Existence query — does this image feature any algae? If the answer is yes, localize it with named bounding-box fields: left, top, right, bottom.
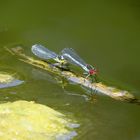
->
left=0, top=100, right=79, bottom=140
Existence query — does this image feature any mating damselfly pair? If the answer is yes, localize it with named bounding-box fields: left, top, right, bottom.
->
left=31, top=44, right=98, bottom=82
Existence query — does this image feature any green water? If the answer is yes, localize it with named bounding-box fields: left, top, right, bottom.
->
left=0, top=1, right=140, bottom=139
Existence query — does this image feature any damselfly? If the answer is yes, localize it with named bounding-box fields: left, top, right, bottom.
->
left=31, top=44, right=67, bottom=69
left=31, top=44, right=97, bottom=82
left=61, top=48, right=97, bottom=82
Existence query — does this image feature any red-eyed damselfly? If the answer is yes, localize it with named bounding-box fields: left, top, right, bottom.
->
left=31, top=45, right=97, bottom=82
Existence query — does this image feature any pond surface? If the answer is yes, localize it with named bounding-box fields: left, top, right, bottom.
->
left=0, top=0, right=140, bottom=139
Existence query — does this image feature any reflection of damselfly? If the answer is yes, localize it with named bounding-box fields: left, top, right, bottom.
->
left=31, top=44, right=97, bottom=82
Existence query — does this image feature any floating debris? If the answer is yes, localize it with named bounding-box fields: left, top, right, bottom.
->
left=5, top=46, right=137, bottom=103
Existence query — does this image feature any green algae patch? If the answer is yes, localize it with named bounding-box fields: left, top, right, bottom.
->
left=0, top=100, right=79, bottom=140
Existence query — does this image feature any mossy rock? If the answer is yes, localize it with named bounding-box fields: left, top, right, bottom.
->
left=0, top=100, right=79, bottom=140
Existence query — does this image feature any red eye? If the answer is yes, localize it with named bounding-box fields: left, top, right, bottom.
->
left=89, top=69, right=97, bottom=75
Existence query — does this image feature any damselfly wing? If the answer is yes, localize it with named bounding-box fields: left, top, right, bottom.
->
left=61, top=48, right=89, bottom=72
left=31, top=44, right=68, bottom=69
left=31, top=44, right=58, bottom=60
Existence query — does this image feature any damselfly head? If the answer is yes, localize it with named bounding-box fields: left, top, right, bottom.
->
left=86, top=64, right=97, bottom=75
left=89, top=69, right=97, bottom=75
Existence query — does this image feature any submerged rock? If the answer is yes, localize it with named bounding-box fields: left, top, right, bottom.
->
left=0, top=100, right=79, bottom=140
left=0, top=72, right=24, bottom=88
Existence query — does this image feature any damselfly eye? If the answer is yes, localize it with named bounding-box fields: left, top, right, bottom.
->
left=89, top=69, right=97, bottom=75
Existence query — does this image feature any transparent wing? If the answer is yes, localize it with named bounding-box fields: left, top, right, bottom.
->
left=31, top=44, right=57, bottom=60
left=61, top=48, right=88, bottom=72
